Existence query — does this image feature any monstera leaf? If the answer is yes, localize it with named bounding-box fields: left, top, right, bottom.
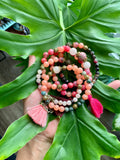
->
left=0, top=0, right=120, bottom=160
left=44, top=105, right=120, bottom=160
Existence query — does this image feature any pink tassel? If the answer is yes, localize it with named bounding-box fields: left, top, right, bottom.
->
left=88, top=95, right=103, bottom=118
left=27, top=104, right=47, bottom=127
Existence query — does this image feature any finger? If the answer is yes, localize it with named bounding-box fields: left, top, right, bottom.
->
left=28, top=55, right=36, bottom=67
left=108, top=80, right=120, bottom=89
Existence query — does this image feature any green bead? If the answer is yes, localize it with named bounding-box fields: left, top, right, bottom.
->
left=40, top=65, right=45, bottom=70
left=62, top=65, right=67, bottom=70
left=84, top=75, right=89, bottom=80
left=77, top=102, right=82, bottom=107
left=73, top=104, right=78, bottom=109
left=80, top=99, right=85, bottom=103
left=66, top=59, right=71, bottom=65
left=87, top=79, right=91, bottom=83
left=57, top=84, right=62, bottom=89
left=43, top=95, right=48, bottom=101
left=65, top=107, right=69, bottom=112
left=54, top=48, right=58, bottom=52
left=82, top=71, right=86, bottom=75
left=69, top=107, right=74, bottom=111
left=78, top=85, right=82, bottom=89
left=48, top=72, right=52, bottom=77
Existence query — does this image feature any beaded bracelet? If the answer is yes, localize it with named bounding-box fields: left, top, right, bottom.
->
left=35, top=42, right=100, bottom=113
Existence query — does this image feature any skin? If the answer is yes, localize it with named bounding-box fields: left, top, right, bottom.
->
left=16, top=55, right=59, bottom=160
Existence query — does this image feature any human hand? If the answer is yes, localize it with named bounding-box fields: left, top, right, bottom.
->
left=16, top=55, right=59, bottom=160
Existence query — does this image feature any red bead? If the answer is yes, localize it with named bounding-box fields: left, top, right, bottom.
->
left=54, top=52, right=59, bottom=56
left=82, top=85, right=86, bottom=91
left=78, top=59, right=83, bottom=64
left=68, top=82, right=73, bottom=88
left=72, top=91, right=77, bottom=97
left=62, top=84, right=68, bottom=90
left=43, top=52, right=49, bottom=58
left=55, top=81, right=60, bottom=85
left=94, top=60, right=98, bottom=63
left=73, top=81, right=77, bottom=87
left=41, top=58, right=47, bottom=64
left=61, top=90, right=67, bottom=96
left=60, top=73, right=64, bottom=78
left=59, top=57, right=64, bottom=63
left=73, top=42, right=79, bottom=48
left=48, top=49, right=54, bottom=55
left=64, top=45, right=70, bottom=52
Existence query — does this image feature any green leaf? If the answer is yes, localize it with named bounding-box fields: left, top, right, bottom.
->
left=92, top=80, right=120, bottom=113
left=44, top=105, right=120, bottom=160
left=113, top=114, right=120, bottom=131
left=0, top=57, right=40, bottom=108
left=66, top=0, right=120, bottom=76
left=0, top=114, right=56, bottom=160
left=0, top=0, right=66, bottom=57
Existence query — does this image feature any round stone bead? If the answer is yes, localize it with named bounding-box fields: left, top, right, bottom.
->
left=54, top=99, right=58, bottom=104
left=77, top=102, right=82, bottom=107
left=68, top=82, right=73, bottom=88
left=67, top=100, right=72, bottom=106
left=48, top=49, right=54, bottom=55
left=41, top=91, right=46, bottom=96
left=59, top=100, right=63, bottom=105
left=70, top=48, right=77, bottom=56
left=83, top=62, right=91, bottom=69
left=54, top=105, right=59, bottom=111
left=62, top=84, right=68, bottom=90
left=65, top=107, right=69, bottom=112
left=61, top=90, right=67, bottom=96
left=77, top=89, right=82, bottom=94
left=36, top=74, right=41, bottom=79
left=63, top=101, right=67, bottom=106
left=69, top=107, right=74, bottom=111
left=72, top=91, right=77, bottom=97
left=73, top=104, right=78, bottom=109
left=59, top=106, right=65, bottom=112
left=53, top=66, right=61, bottom=74
left=73, top=97, right=78, bottom=102
left=76, top=94, right=80, bottom=99
left=36, top=79, right=41, bottom=83
left=37, top=69, right=42, bottom=74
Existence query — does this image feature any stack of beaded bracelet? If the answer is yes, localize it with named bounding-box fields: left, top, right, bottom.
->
left=36, top=42, right=99, bottom=114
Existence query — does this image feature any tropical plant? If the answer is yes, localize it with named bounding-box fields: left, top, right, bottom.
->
left=0, top=0, right=120, bottom=160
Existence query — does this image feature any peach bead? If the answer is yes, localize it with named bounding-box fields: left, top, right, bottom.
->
left=51, top=55, right=55, bottom=59
left=67, top=92, right=72, bottom=97
left=81, top=75, right=85, bottom=80
left=52, top=84, right=57, bottom=90
left=78, top=68, right=83, bottom=73
left=42, top=80, right=47, bottom=85
left=54, top=57, right=58, bottom=62
left=53, top=76, right=58, bottom=82
left=77, top=79, right=83, bottom=85
left=79, top=43, right=84, bottom=49
left=50, top=66, right=54, bottom=71
left=49, top=102, right=54, bottom=109
left=86, top=84, right=92, bottom=90
left=59, top=106, right=65, bottom=112
left=42, top=69, right=46, bottom=74
left=48, top=58, right=54, bottom=65
left=76, top=74, right=82, bottom=79
left=44, top=62, right=49, bottom=67
left=58, top=46, right=64, bottom=53
left=41, top=85, right=47, bottom=91
left=44, top=75, right=49, bottom=81
left=82, top=94, right=88, bottom=100
left=67, top=65, right=73, bottom=71
left=59, top=53, right=64, bottom=58
left=42, top=74, right=46, bottom=79
left=57, top=88, right=62, bottom=92
left=47, top=82, right=52, bottom=88
left=73, top=65, right=78, bottom=71
left=85, top=90, right=91, bottom=95
left=74, top=55, right=78, bottom=60
left=54, top=105, right=59, bottom=111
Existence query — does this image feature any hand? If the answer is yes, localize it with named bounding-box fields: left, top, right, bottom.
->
left=16, top=55, right=59, bottom=160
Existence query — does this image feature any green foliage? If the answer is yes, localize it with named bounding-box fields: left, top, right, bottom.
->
left=0, top=114, right=56, bottom=160
left=44, top=105, right=120, bottom=160
left=0, top=0, right=120, bottom=159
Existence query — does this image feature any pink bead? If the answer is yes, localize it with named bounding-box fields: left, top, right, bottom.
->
left=48, top=49, right=54, bottom=55
left=41, top=85, right=47, bottom=91
left=62, top=84, right=68, bottom=90
left=52, top=84, right=57, bottom=90
left=64, top=45, right=70, bottom=52
left=41, top=58, right=47, bottom=64
left=78, top=52, right=87, bottom=61
left=48, top=58, right=54, bottom=65
left=68, top=82, right=73, bottom=88
left=44, top=75, right=49, bottom=81
left=72, top=91, right=77, bottom=97
left=53, top=76, right=58, bottom=82
left=43, top=52, right=49, bottom=58
left=94, top=59, right=98, bottom=63
left=85, top=69, right=90, bottom=74
left=73, top=81, right=77, bottom=87
left=59, top=57, right=64, bottom=63
left=73, top=42, right=79, bottom=48
left=44, top=62, right=49, bottom=67
left=55, top=81, right=60, bottom=85
left=61, top=90, right=67, bottom=96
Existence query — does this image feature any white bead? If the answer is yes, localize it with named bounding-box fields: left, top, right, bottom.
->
left=76, top=94, right=80, bottom=99
left=53, top=66, right=61, bottom=74
left=36, top=78, right=41, bottom=83
left=37, top=69, right=42, bottom=74
left=38, top=85, right=41, bottom=89
left=67, top=100, right=72, bottom=106
left=63, top=101, right=67, bottom=106
left=36, top=74, right=41, bottom=79
left=83, top=62, right=91, bottom=69
left=54, top=99, right=58, bottom=104
left=73, top=97, right=78, bottom=102
left=70, top=48, right=77, bottom=56
left=77, top=89, right=82, bottom=94
left=59, top=100, right=63, bottom=105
